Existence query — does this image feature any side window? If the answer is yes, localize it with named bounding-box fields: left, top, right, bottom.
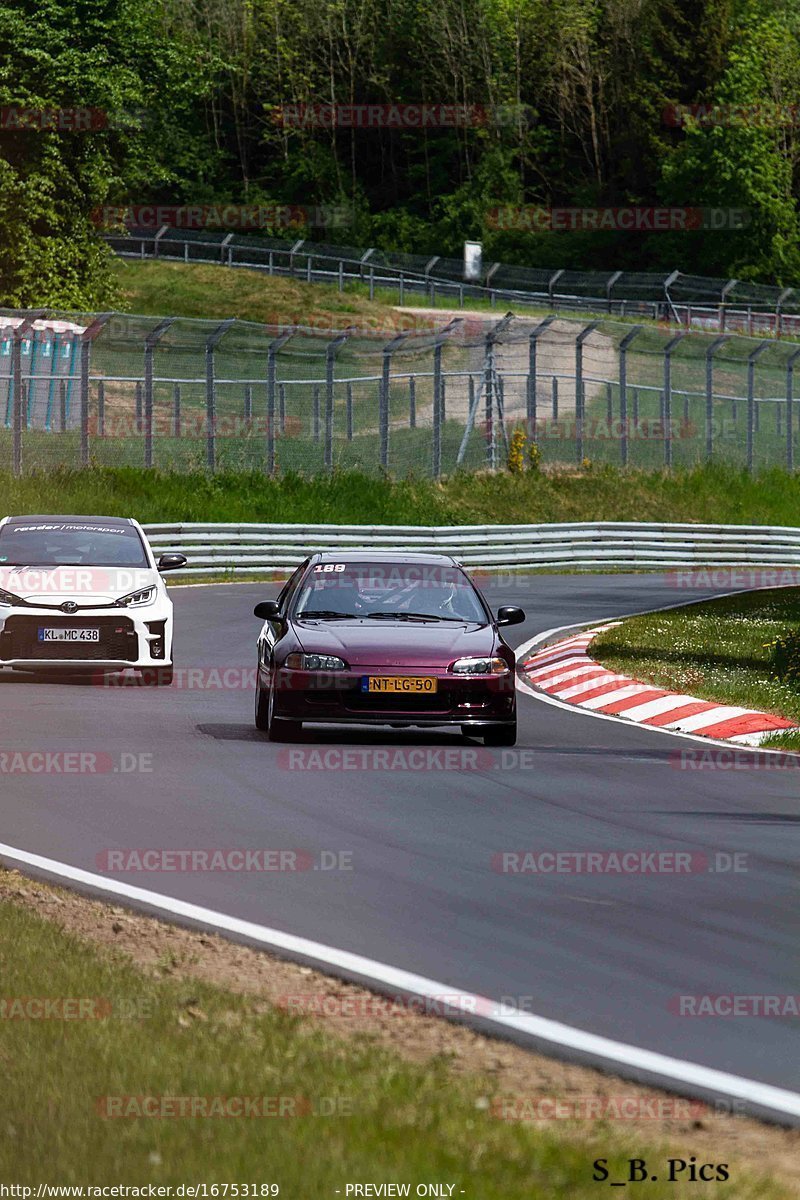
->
left=277, top=559, right=309, bottom=610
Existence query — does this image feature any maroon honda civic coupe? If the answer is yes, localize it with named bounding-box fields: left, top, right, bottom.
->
left=253, top=552, right=524, bottom=744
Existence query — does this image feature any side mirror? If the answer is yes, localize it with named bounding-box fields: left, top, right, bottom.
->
left=157, top=553, right=188, bottom=573
left=496, top=605, right=525, bottom=627
left=254, top=600, right=281, bottom=620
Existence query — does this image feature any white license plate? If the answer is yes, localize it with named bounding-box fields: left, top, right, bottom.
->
left=38, top=628, right=100, bottom=643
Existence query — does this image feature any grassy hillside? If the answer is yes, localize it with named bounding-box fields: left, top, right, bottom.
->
left=3, top=463, right=800, bottom=526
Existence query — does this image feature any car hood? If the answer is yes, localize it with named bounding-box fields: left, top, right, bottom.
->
left=293, top=618, right=499, bottom=667
left=0, top=566, right=159, bottom=608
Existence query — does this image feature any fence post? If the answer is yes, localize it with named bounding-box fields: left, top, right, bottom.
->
left=346, top=383, right=353, bottom=441
left=575, top=321, right=599, bottom=465
left=135, top=382, right=143, bottom=433
left=79, top=314, right=112, bottom=469
left=205, top=318, right=235, bottom=471
left=409, top=376, right=416, bottom=428
left=552, top=375, right=558, bottom=420
left=267, top=331, right=293, bottom=475
left=325, top=327, right=356, bottom=470
left=662, top=332, right=686, bottom=470
left=244, top=385, right=252, bottom=425
left=527, top=316, right=555, bottom=443
left=606, top=381, right=613, bottom=425
left=381, top=331, right=412, bottom=469
left=279, top=384, right=286, bottom=434
left=12, top=312, right=43, bottom=475
left=618, top=326, right=643, bottom=468
left=433, top=318, right=463, bottom=478
left=705, top=335, right=730, bottom=463
left=746, top=341, right=770, bottom=472
left=313, top=386, right=320, bottom=443
left=173, top=384, right=181, bottom=437
left=59, top=380, right=67, bottom=432
left=97, top=380, right=105, bottom=437
left=144, top=317, right=176, bottom=469
left=786, top=346, right=800, bottom=471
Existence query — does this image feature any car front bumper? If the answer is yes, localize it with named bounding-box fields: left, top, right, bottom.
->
left=0, top=604, right=173, bottom=672
left=264, top=665, right=517, bottom=726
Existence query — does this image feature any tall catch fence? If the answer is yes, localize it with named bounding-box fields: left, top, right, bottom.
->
left=3, top=308, right=800, bottom=476
left=106, top=226, right=800, bottom=337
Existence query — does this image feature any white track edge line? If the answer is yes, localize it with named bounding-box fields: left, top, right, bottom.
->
left=0, top=838, right=798, bottom=1123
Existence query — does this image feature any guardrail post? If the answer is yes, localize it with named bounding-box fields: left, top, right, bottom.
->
left=527, top=316, right=555, bottom=443
left=381, top=331, right=412, bottom=469
left=575, top=321, right=599, bottom=465
left=786, top=346, right=800, bottom=471
left=704, top=335, right=730, bottom=463
left=205, top=318, right=235, bottom=471
left=618, top=326, right=643, bottom=468
left=12, top=312, right=44, bottom=474
left=325, top=326, right=356, bottom=470
left=267, top=331, right=293, bottom=475
left=746, top=340, right=770, bottom=471
left=662, top=332, right=686, bottom=469
left=144, top=317, right=176, bottom=468
left=79, top=313, right=112, bottom=469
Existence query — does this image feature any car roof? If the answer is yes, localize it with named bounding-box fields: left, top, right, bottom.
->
left=310, top=551, right=459, bottom=565
left=2, top=515, right=135, bottom=527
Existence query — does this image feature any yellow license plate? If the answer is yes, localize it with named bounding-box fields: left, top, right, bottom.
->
left=362, top=676, right=438, bottom=694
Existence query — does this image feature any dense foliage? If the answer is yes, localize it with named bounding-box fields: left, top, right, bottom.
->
left=3, top=0, right=800, bottom=305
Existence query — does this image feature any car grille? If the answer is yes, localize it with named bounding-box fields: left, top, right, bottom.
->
left=342, top=689, right=452, bottom=713
left=0, top=616, right=138, bottom=662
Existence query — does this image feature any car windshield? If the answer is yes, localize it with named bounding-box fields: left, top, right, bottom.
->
left=294, top=561, right=488, bottom=622
left=0, top=522, right=149, bottom=567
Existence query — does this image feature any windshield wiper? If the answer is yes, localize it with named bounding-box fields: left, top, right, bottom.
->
left=295, top=609, right=356, bottom=620
left=365, top=611, right=444, bottom=623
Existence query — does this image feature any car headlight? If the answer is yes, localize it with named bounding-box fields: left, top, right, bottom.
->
left=115, top=586, right=157, bottom=608
left=284, top=652, right=347, bottom=671
left=0, top=589, right=24, bottom=607
left=451, top=656, right=509, bottom=675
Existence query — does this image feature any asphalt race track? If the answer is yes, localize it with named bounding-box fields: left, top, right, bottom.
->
left=0, top=574, right=797, bottom=1100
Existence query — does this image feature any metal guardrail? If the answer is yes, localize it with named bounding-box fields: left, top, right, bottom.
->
left=107, top=229, right=800, bottom=337
left=144, top=521, right=800, bottom=575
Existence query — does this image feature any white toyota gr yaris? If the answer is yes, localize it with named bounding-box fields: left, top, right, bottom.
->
left=0, top=515, right=186, bottom=684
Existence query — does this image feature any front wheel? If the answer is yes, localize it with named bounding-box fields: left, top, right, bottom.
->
left=483, top=720, right=517, bottom=747
left=255, top=678, right=270, bottom=731
left=256, top=673, right=302, bottom=741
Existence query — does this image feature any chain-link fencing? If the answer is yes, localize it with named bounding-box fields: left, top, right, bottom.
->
left=3, top=308, right=800, bottom=476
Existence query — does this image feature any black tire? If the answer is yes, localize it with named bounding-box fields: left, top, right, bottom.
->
left=483, top=719, right=517, bottom=747
left=255, top=678, right=270, bottom=731
left=258, top=674, right=302, bottom=741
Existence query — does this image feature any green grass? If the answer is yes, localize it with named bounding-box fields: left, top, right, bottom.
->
left=591, top=588, right=800, bottom=749
left=112, top=260, right=419, bottom=331
left=7, top=463, right=800, bottom=526
left=0, top=891, right=790, bottom=1196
